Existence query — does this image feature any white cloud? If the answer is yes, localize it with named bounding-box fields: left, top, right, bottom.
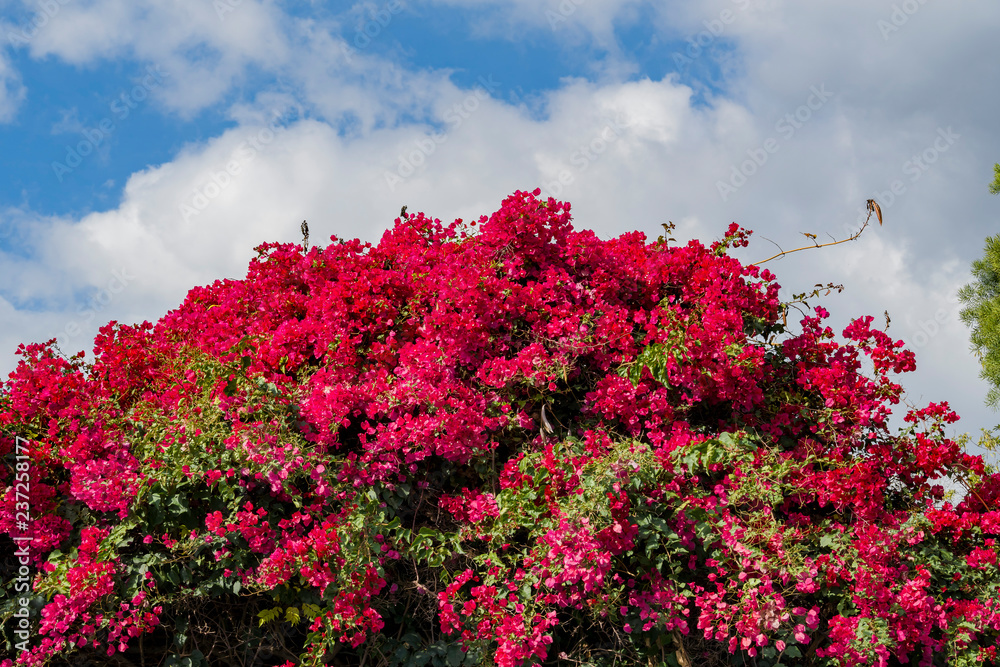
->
left=0, top=52, right=25, bottom=122
left=417, top=0, right=645, bottom=45
left=15, top=0, right=291, bottom=115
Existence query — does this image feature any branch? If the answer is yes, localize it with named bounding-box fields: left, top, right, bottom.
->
left=752, top=199, right=882, bottom=265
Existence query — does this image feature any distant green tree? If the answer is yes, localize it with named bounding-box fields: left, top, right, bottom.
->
left=960, top=236, right=1000, bottom=406
left=960, top=167, right=1000, bottom=406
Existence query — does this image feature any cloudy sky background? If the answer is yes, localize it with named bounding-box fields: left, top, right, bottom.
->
left=0, top=0, right=998, bottom=459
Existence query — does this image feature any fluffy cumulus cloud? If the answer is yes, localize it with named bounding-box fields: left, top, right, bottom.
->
left=5, top=74, right=723, bottom=347
left=1, top=0, right=1000, bottom=447
left=12, top=0, right=291, bottom=115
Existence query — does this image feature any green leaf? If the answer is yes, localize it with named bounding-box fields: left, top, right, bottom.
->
left=782, top=645, right=803, bottom=658
left=302, top=603, right=322, bottom=620
left=258, top=607, right=282, bottom=626
left=447, top=644, right=465, bottom=667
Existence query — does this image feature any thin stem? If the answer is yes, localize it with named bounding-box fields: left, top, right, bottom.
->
left=752, top=206, right=876, bottom=265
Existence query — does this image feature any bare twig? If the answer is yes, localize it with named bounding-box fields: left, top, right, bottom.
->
left=778, top=282, right=845, bottom=321
left=752, top=200, right=881, bottom=265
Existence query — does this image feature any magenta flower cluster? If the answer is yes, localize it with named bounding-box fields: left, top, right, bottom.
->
left=1, top=190, right=998, bottom=666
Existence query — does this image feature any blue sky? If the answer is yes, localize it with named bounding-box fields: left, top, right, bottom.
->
left=0, top=55, right=201, bottom=216
left=1, top=1, right=1000, bottom=449
left=0, top=1, right=734, bottom=220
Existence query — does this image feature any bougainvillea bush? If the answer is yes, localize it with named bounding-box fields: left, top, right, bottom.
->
left=1, top=190, right=999, bottom=667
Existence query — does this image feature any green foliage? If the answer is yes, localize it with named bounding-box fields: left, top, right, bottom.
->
left=6, top=194, right=1000, bottom=667
left=991, top=163, right=1000, bottom=195
left=959, top=234, right=1000, bottom=407
left=381, top=634, right=480, bottom=667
